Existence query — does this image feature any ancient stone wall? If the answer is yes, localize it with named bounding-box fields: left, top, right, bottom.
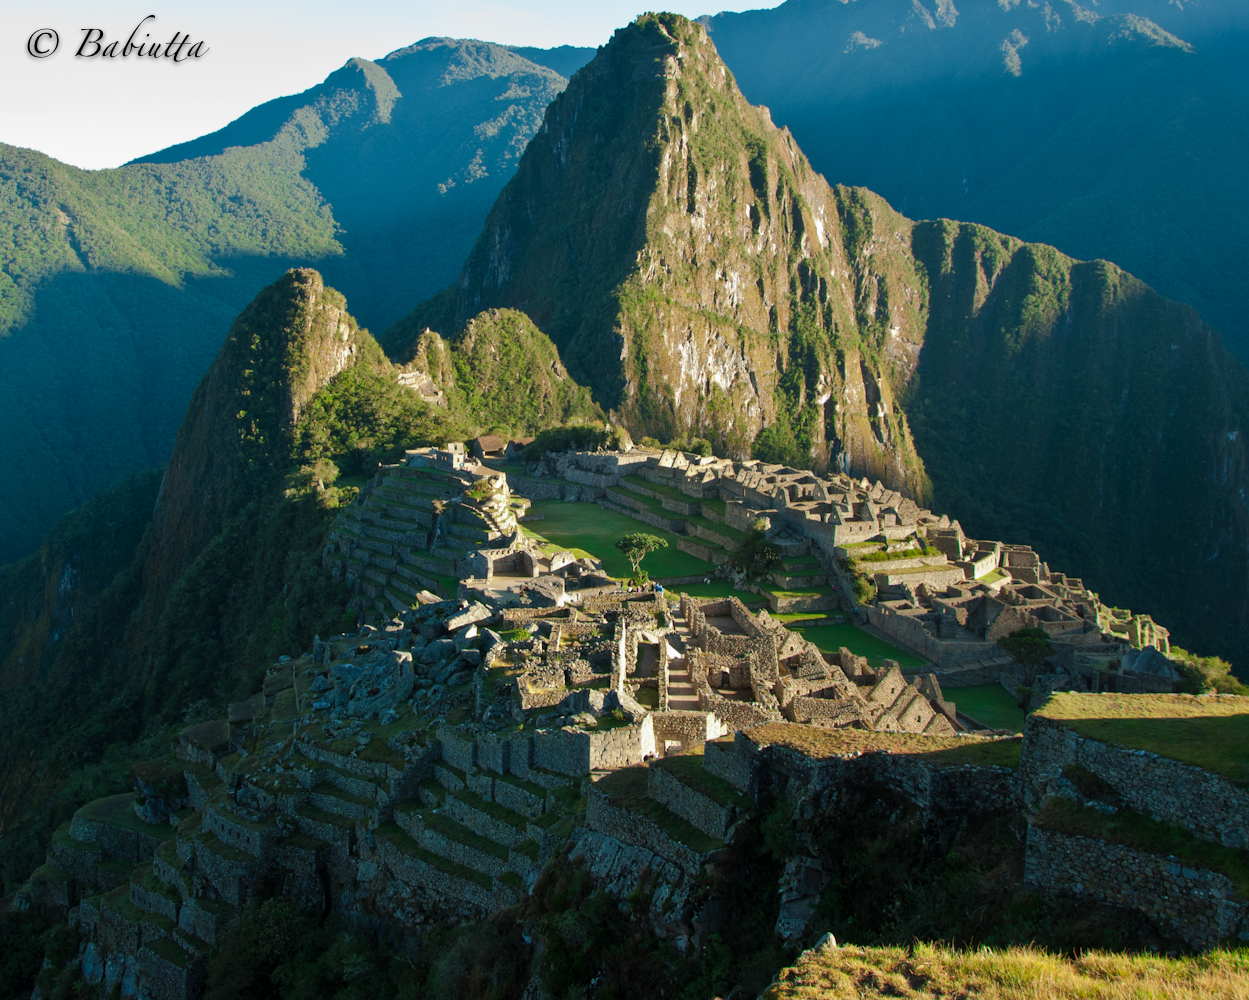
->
left=532, top=728, right=593, bottom=777
left=652, top=710, right=725, bottom=749
left=139, top=944, right=204, bottom=1000
left=647, top=765, right=737, bottom=839
left=1019, top=714, right=1249, bottom=848
left=710, top=730, right=1019, bottom=823
left=585, top=787, right=705, bottom=877
left=1024, top=824, right=1249, bottom=947
left=702, top=738, right=755, bottom=795
left=374, top=834, right=495, bottom=916
left=590, top=717, right=656, bottom=769
left=868, top=605, right=991, bottom=667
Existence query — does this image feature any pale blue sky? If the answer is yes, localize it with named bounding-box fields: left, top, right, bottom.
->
left=1, top=1, right=779, bottom=170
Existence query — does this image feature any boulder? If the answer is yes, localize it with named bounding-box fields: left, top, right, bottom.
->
left=421, top=639, right=456, bottom=665
left=453, top=624, right=479, bottom=652
left=309, top=675, right=331, bottom=694
left=446, top=602, right=491, bottom=632
left=460, top=648, right=482, bottom=667
left=479, top=628, right=503, bottom=656
left=1121, top=645, right=1181, bottom=680
left=344, top=649, right=415, bottom=720
left=446, top=670, right=473, bottom=688
left=433, top=659, right=461, bottom=684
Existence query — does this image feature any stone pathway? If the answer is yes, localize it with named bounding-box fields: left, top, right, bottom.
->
left=665, top=610, right=700, bottom=710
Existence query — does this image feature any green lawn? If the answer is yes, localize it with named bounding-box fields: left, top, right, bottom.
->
left=666, top=579, right=766, bottom=603
left=1037, top=692, right=1249, bottom=784
left=794, top=623, right=927, bottom=669
left=521, top=501, right=714, bottom=580
left=952, top=684, right=1026, bottom=732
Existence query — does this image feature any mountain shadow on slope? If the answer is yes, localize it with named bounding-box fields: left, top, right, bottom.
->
left=0, top=40, right=570, bottom=564
left=704, top=0, right=1249, bottom=362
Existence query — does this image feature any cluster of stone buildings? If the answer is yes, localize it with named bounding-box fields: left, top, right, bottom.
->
left=19, top=443, right=1231, bottom=999
left=488, top=446, right=1176, bottom=691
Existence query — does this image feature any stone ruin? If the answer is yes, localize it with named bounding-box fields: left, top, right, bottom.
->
left=473, top=445, right=1183, bottom=695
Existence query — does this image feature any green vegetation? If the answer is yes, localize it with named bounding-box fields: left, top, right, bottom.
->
left=910, top=740, right=1022, bottom=769
left=793, top=623, right=926, bottom=669
left=615, top=532, right=669, bottom=583
left=763, top=941, right=1249, bottom=1000
left=1035, top=797, right=1249, bottom=898
left=297, top=363, right=459, bottom=477
left=448, top=309, right=602, bottom=436
left=1035, top=693, right=1249, bottom=784
left=1171, top=647, right=1249, bottom=696
left=520, top=501, right=714, bottom=580
left=521, top=424, right=629, bottom=462
left=996, top=627, right=1056, bottom=688
left=728, top=521, right=781, bottom=580
left=953, top=684, right=1027, bottom=732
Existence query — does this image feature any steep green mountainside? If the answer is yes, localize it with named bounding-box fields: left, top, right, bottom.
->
left=0, top=470, right=161, bottom=690
left=407, top=307, right=603, bottom=435
left=703, top=0, right=1249, bottom=363
left=388, top=14, right=1249, bottom=665
left=0, top=40, right=572, bottom=565
left=388, top=14, right=933, bottom=495
left=0, top=269, right=454, bottom=887
left=901, top=217, right=1249, bottom=671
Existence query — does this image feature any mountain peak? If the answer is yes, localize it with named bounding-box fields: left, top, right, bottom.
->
left=386, top=13, right=929, bottom=490
left=147, top=268, right=369, bottom=592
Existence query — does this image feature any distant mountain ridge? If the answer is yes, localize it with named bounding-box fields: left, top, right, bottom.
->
left=703, top=0, right=1249, bottom=364
left=0, top=38, right=591, bottom=565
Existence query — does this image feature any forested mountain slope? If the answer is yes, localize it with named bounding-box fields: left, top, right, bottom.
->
left=705, top=0, right=1249, bottom=365
left=0, top=39, right=587, bottom=565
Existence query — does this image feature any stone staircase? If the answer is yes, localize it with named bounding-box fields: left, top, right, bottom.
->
left=663, top=612, right=701, bottom=712
left=665, top=656, right=700, bottom=711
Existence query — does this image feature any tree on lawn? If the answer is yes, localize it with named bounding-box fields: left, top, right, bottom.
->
left=997, top=626, right=1055, bottom=709
left=615, top=533, right=668, bottom=583
left=728, top=520, right=780, bottom=580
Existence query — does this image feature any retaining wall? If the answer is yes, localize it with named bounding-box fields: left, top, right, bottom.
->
left=1019, top=714, right=1249, bottom=848
left=1024, top=824, right=1249, bottom=947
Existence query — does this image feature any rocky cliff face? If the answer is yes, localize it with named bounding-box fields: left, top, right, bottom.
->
left=387, top=14, right=931, bottom=495
left=146, top=269, right=368, bottom=596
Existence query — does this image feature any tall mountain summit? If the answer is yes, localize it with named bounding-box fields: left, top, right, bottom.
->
left=389, top=13, right=1249, bottom=663
left=387, top=14, right=932, bottom=493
